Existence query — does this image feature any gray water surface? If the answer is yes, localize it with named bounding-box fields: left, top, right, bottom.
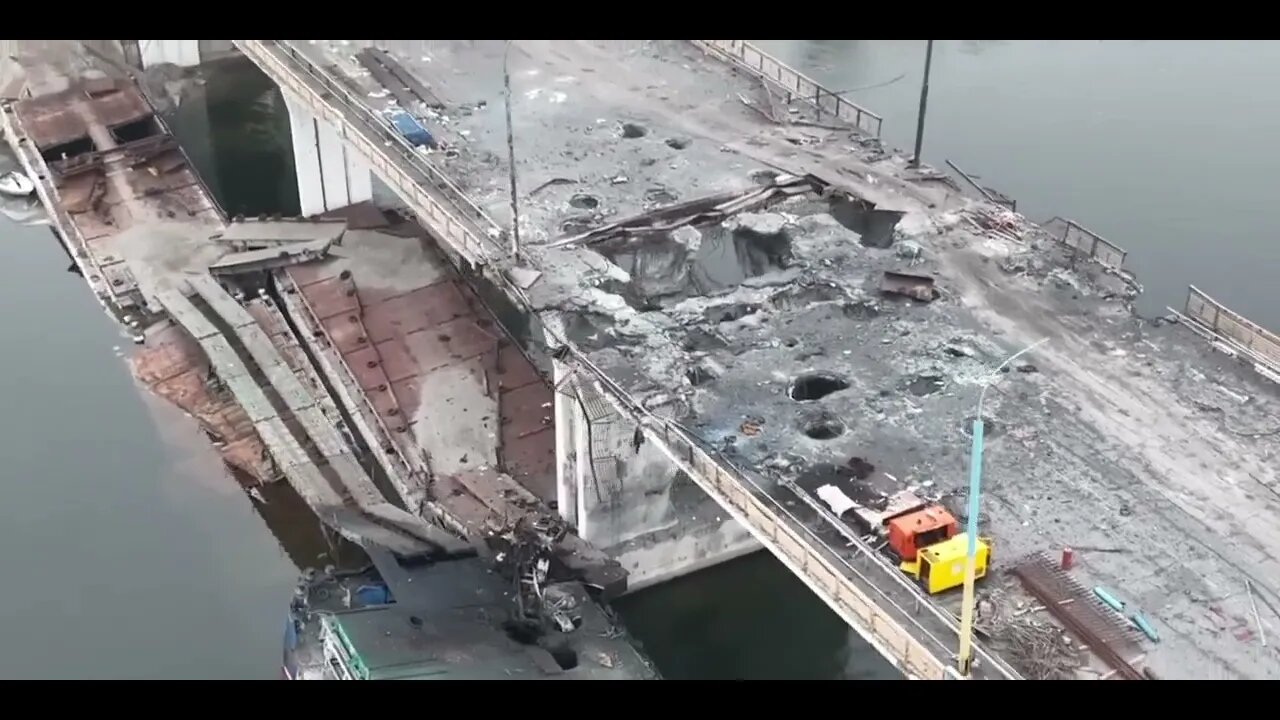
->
left=0, top=161, right=297, bottom=678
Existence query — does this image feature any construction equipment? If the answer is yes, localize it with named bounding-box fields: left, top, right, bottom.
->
left=883, top=503, right=991, bottom=595
left=810, top=482, right=993, bottom=595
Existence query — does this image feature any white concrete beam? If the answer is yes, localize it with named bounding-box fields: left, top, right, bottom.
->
left=573, top=398, right=591, bottom=541
left=283, top=94, right=373, bottom=217
left=139, top=40, right=201, bottom=69
left=554, top=360, right=578, bottom=529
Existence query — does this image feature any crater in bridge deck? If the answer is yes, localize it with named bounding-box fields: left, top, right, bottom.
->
left=549, top=644, right=580, bottom=670
left=789, top=372, right=850, bottom=402
left=800, top=410, right=846, bottom=440
left=568, top=193, right=600, bottom=210
left=596, top=219, right=793, bottom=309
left=905, top=373, right=946, bottom=397
left=828, top=195, right=904, bottom=249
left=620, top=122, right=648, bottom=139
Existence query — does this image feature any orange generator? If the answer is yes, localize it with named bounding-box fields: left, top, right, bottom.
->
left=883, top=503, right=991, bottom=594
left=885, top=505, right=958, bottom=562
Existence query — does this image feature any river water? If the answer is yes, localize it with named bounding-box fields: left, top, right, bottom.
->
left=2, top=40, right=1274, bottom=680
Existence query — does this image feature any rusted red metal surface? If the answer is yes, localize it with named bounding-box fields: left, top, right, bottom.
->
left=15, top=79, right=151, bottom=149
left=17, top=70, right=263, bottom=487
left=1011, top=552, right=1145, bottom=680
left=130, top=323, right=271, bottom=484
left=286, top=227, right=559, bottom=504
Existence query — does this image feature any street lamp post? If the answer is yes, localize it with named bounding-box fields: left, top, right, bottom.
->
left=503, top=40, right=522, bottom=258
left=911, top=39, right=934, bottom=170
left=956, top=337, right=1049, bottom=676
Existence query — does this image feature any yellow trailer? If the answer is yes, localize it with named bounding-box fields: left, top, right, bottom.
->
left=899, top=532, right=991, bottom=595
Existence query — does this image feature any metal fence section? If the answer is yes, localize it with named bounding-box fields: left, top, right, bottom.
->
left=233, top=40, right=504, bottom=268
left=1040, top=216, right=1127, bottom=270
left=945, top=159, right=1016, bottom=212
left=1184, top=285, right=1280, bottom=370
left=692, top=40, right=883, bottom=137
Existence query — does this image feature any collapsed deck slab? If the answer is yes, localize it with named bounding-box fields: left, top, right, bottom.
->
left=282, top=227, right=557, bottom=505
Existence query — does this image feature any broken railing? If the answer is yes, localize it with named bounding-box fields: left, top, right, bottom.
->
left=233, top=39, right=505, bottom=268
left=945, top=159, right=1017, bottom=212
left=692, top=40, right=883, bottom=137
left=1040, top=216, right=1128, bottom=271
left=1180, top=285, right=1280, bottom=374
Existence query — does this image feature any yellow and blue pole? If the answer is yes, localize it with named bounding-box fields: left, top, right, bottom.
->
left=956, top=338, right=1048, bottom=676
left=956, top=416, right=984, bottom=675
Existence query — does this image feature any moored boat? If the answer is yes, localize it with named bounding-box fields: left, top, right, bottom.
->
left=0, top=170, right=35, bottom=197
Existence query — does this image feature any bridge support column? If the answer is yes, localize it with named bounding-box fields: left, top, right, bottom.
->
left=283, top=95, right=373, bottom=217
left=554, top=358, right=581, bottom=531
left=138, top=40, right=202, bottom=69
left=558, top=374, right=759, bottom=592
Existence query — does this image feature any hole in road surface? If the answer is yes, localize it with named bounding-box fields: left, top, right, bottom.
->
left=789, top=372, right=850, bottom=402
left=686, top=365, right=716, bottom=386
left=666, top=137, right=691, bottom=150
left=906, top=374, right=945, bottom=397
left=569, top=194, right=599, bottom=210
left=847, top=456, right=875, bottom=480
left=828, top=195, right=904, bottom=249
left=802, top=415, right=845, bottom=440
left=620, top=122, right=648, bottom=139
left=549, top=645, right=580, bottom=670
left=502, top=619, right=542, bottom=645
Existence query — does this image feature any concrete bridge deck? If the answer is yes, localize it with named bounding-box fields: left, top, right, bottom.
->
left=237, top=38, right=1280, bottom=681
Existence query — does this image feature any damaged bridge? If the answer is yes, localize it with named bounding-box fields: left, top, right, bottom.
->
left=233, top=38, right=1019, bottom=680
left=233, top=37, right=1280, bottom=683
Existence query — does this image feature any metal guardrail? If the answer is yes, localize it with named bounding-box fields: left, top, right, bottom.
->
left=945, top=159, right=1016, bottom=212
left=1184, top=285, right=1280, bottom=371
left=1041, top=216, right=1127, bottom=271
left=275, top=271, right=427, bottom=507
left=241, top=37, right=1015, bottom=679
left=234, top=39, right=504, bottom=268
left=692, top=40, right=883, bottom=137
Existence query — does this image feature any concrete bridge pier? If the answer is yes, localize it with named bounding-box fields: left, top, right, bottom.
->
left=282, top=95, right=373, bottom=217
left=553, top=355, right=760, bottom=592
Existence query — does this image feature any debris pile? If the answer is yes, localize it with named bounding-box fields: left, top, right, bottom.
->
left=977, top=583, right=1082, bottom=680
left=963, top=206, right=1027, bottom=244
